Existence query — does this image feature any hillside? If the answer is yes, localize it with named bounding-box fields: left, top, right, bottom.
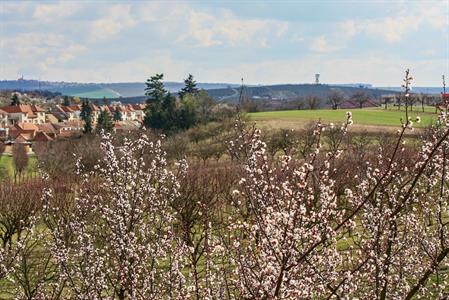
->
left=0, top=79, right=238, bottom=99
left=207, top=84, right=397, bottom=103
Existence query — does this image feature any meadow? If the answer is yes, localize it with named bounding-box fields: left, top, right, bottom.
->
left=0, top=155, right=38, bottom=179
left=249, top=107, right=437, bottom=129
left=70, top=87, right=120, bottom=99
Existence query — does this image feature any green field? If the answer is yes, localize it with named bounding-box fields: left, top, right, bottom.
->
left=249, top=108, right=437, bottom=129
left=70, top=88, right=120, bottom=99
left=0, top=155, right=38, bottom=179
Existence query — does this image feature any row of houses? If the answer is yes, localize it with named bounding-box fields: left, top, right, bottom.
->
left=0, top=103, right=146, bottom=147
left=52, top=103, right=146, bottom=123
left=0, top=104, right=46, bottom=125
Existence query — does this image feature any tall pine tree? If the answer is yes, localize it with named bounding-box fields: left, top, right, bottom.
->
left=10, top=93, right=20, bottom=106
left=143, top=73, right=199, bottom=132
left=113, top=107, right=122, bottom=122
left=178, top=74, right=198, bottom=99
left=80, top=100, right=93, bottom=134
left=96, top=110, right=113, bottom=133
left=144, top=74, right=166, bottom=104
left=144, top=74, right=171, bottom=130
left=63, top=96, right=70, bottom=106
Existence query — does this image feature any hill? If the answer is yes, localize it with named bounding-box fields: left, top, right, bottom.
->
left=0, top=79, right=238, bottom=99
left=208, top=84, right=397, bottom=103
left=379, top=86, right=443, bottom=95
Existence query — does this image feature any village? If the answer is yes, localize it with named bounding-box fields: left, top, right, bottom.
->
left=0, top=91, right=145, bottom=154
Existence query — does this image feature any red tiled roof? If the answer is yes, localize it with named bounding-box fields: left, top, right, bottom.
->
left=57, top=106, right=73, bottom=113
left=0, top=104, right=45, bottom=117
left=132, top=104, right=145, bottom=110
left=15, top=122, right=39, bottom=131
left=67, top=105, right=81, bottom=111
left=31, top=105, right=45, bottom=112
left=37, top=123, right=57, bottom=134
left=34, top=131, right=54, bottom=142
left=91, top=104, right=101, bottom=111
left=15, top=133, right=33, bottom=142
left=9, top=129, right=36, bottom=139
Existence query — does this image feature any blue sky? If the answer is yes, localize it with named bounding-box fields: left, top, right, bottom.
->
left=0, top=0, right=448, bottom=86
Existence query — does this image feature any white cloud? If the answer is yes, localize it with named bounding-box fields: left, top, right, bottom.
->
left=338, top=1, right=447, bottom=42
left=339, top=20, right=358, bottom=38
left=136, top=3, right=289, bottom=48
left=90, top=4, right=137, bottom=40
left=0, top=1, right=28, bottom=15
left=365, top=16, right=420, bottom=43
left=1, top=32, right=87, bottom=77
left=1, top=1, right=446, bottom=85
left=310, top=36, right=342, bottom=53
left=182, top=9, right=289, bottom=47
left=194, top=54, right=445, bottom=87
left=33, top=1, right=82, bottom=21
left=17, top=55, right=191, bottom=83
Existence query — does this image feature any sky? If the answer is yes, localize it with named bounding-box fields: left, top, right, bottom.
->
left=0, top=0, right=448, bottom=86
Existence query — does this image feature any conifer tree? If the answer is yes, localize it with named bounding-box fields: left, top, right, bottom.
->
left=178, top=74, right=198, bottom=99
left=96, top=110, right=114, bottom=133
left=113, top=107, right=122, bottom=122
left=10, top=93, right=20, bottom=106
left=80, top=100, right=93, bottom=134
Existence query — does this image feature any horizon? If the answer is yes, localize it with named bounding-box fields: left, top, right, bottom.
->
left=0, top=77, right=444, bottom=89
left=1, top=1, right=448, bottom=86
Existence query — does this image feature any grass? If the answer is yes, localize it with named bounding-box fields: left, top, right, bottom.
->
left=0, top=155, right=38, bottom=179
left=70, top=88, right=120, bottom=99
left=249, top=108, right=437, bottom=129
left=382, top=104, right=438, bottom=113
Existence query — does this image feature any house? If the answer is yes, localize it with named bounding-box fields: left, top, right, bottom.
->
left=8, top=123, right=39, bottom=140
left=14, top=132, right=34, bottom=143
left=46, top=113, right=60, bottom=124
left=53, top=120, right=83, bottom=138
left=114, top=120, right=141, bottom=132
left=0, top=128, right=8, bottom=141
left=37, top=123, right=58, bottom=138
left=130, top=104, right=145, bottom=121
left=33, top=131, right=54, bottom=142
left=91, top=104, right=101, bottom=123
left=0, top=109, right=8, bottom=128
left=124, top=105, right=137, bottom=121
left=4, top=134, right=33, bottom=153
left=1, top=104, right=46, bottom=124
left=52, top=105, right=82, bottom=122
left=108, top=105, right=133, bottom=121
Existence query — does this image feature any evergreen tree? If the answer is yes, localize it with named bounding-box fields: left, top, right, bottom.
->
left=80, top=100, right=93, bottom=134
left=144, top=74, right=169, bottom=130
left=113, top=107, right=122, bottom=122
left=96, top=110, right=114, bottom=133
left=178, top=74, right=198, bottom=99
left=10, top=93, right=20, bottom=106
left=83, top=118, right=93, bottom=134
left=145, top=74, right=166, bottom=104
left=177, top=96, right=196, bottom=129
left=63, top=96, right=70, bottom=106
left=143, top=73, right=199, bottom=132
left=103, top=96, right=111, bottom=106
left=144, top=93, right=177, bottom=131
